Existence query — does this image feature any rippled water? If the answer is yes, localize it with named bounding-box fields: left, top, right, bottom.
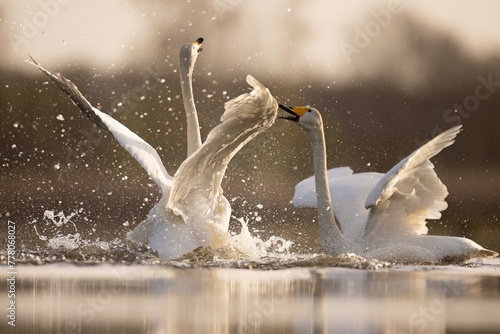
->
left=1, top=211, right=499, bottom=333
left=1, top=247, right=499, bottom=334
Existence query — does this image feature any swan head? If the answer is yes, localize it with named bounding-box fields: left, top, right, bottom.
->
left=278, top=104, right=323, bottom=131
left=179, top=37, right=203, bottom=74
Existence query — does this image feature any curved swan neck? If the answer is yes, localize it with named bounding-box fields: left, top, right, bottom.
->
left=180, top=66, right=202, bottom=157
left=308, top=124, right=348, bottom=255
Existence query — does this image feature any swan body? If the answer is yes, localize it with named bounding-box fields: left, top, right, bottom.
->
left=31, top=41, right=278, bottom=259
left=280, top=104, right=498, bottom=263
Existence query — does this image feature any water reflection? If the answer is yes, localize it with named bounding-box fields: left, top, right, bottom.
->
left=1, top=261, right=499, bottom=333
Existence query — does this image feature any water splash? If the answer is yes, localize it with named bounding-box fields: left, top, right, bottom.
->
left=27, top=207, right=297, bottom=263
left=20, top=210, right=390, bottom=269
left=43, top=209, right=78, bottom=228
left=30, top=209, right=112, bottom=251
left=47, top=233, right=83, bottom=250
left=10, top=210, right=393, bottom=269
left=204, top=217, right=295, bottom=260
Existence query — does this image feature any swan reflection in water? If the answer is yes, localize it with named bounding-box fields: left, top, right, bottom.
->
left=10, top=261, right=500, bottom=333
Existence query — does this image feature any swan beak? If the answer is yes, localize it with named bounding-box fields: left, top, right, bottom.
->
left=193, top=37, right=204, bottom=53
left=278, top=104, right=300, bottom=121
left=278, top=104, right=311, bottom=121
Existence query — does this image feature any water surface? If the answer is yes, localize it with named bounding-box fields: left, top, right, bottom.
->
left=1, top=256, right=499, bottom=333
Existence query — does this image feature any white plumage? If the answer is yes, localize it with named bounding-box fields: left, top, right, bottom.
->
left=280, top=104, right=498, bottom=263
left=31, top=41, right=278, bottom=259
left=294, top=167, right=381, bottom=240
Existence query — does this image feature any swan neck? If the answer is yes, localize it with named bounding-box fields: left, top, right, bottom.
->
left=180, top=66, right=202, bottom=156
left=309, top=126, right=347, bottom=255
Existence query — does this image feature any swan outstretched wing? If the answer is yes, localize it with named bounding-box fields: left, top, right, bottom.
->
left=167, top=75, right=277, bottom=220
left=30, top=58, right=173, bottom=192
left=89, top=109, right=173, bottom=192
left=364, top=125, right=462, bottom=236
left=294, top=167, right=383, bottom=239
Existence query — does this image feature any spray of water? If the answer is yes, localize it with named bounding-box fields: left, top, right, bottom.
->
left=206, top=216, right=295, bottom=260
left=21, top=209, right=389, bottom=268
left=27, top=207, right=295, bottom=262
left=30, top=209, right=112, bottom=251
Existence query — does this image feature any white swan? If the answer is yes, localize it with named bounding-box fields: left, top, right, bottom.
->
left=279, top=104, right=498, bottom=263
left=30, top=48, right=278, bottom=259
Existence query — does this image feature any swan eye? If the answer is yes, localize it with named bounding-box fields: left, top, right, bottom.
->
left=308, top=109, right=312, bottom=112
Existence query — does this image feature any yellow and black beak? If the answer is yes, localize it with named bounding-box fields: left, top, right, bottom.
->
left=279, top=104, right=308, bottom=121
left=193, top=37, right=204, bottom=53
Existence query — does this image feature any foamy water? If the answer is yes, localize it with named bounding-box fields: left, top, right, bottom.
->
left=29, top=209, right=114, bottom=252
left=20, top=208, right=302, bottom=266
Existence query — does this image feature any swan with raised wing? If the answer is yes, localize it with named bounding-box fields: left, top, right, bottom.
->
left=280, top=104, right=498, bottom=263
left=30, top=39, right=278, bottom=259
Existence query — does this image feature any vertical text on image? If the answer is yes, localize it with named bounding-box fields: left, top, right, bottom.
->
left=6, top=220, right=17, bottom=327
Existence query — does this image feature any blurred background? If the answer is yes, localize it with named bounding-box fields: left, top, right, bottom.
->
left=1, top=0, right=499, bottom=253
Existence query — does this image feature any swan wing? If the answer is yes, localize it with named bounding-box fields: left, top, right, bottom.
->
left=30, top=57, right=173, bottom=192
left=90, top=109, right=173, bottom=192
left=364, top=125, right=462, bottom=236
left=167, top=75, right=277, bottom=222
left=294, top=167, right=383, bottom=240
